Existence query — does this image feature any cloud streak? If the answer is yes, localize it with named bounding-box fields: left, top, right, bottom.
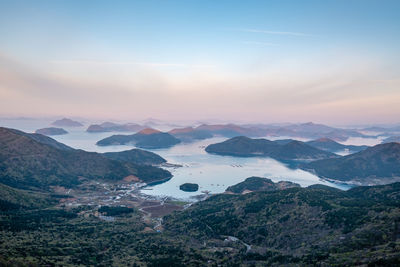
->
left=242, top=41, right=278, bottom=46
left=238, top=28, right=311, bottom=37
left=49, top=60, right=215, bottom=69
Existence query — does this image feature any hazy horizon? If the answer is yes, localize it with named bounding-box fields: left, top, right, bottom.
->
left=1, top=0, right=399, bottom=125
left=1, top=115, right=399, bottom=129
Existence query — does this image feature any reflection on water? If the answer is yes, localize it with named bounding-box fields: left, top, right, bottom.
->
left=1, top=118, right=359, bottom=200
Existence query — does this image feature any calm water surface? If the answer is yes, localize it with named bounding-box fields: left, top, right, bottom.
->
left=1, top=118, right=370, bottom=200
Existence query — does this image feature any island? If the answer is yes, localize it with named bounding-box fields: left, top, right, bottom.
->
left=35, top=127, right=68, bottom=136
left=96, top=128, right=181, bottom=149
left=179, top=183, right=199, bottom=192
left=51, top=118, right=83, bottom=127
left=205, top=136, right=337, bottom=161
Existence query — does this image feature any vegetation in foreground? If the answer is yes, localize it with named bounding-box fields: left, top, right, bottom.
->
left=0, top=182, right=399, bottom=266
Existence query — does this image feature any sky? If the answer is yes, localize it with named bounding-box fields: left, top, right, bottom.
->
left=0, top=0, right=399, bottom=125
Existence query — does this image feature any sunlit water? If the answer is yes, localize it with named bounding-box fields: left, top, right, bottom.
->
left=1, top=118, right=376, bottom=200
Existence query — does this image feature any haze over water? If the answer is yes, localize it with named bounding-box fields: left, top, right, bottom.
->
left=0, top=117, right=363, bottom=200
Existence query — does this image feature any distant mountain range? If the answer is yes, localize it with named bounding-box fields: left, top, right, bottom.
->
left=0, top=127, right=171, bottom=190
left=194, top=124, right=267, bottom=137
left=76, top=121, right=378, bottom=154
left=302, top=142, right=400, bottom=185
left=87, top=122, right=146, bottom=133
left=168, top=127, right=213, bottom=141
left=192, top=122, right=370, bottom=141
left=237, top=122, right=369, bottom=141
left=205, top=136, right=338, bottom=161
left=97, top=128, right=181, bottom=149
left=90, top=121, right=371, bottom=143
left=35, top=127, right=68, bottom=136
left=51, top=118, right=83, bottom=127
left=362, top=125, right=400, bottom=133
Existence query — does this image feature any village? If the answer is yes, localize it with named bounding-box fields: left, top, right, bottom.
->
left=51, top=178, right=205, bottom=231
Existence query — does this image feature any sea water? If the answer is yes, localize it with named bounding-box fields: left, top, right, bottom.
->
left=1, top=118, right=374, bottom=200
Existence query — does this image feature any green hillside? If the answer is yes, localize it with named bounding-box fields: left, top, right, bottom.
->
left=0, top=127, right=171, bottom=189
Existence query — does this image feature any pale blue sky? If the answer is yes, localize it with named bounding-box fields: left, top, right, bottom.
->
left=0, top=0, right=399, bottom=124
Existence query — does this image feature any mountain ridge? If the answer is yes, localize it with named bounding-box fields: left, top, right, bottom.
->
left=302, top=142, right=400, bottom=185
left=97, top=129, right=181, bottom=149
left=0, top=127, right=171, bottom=190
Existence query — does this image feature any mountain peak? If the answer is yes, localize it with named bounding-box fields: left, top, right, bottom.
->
left=169, top=127, right=194, bottom=134
left=137, top=128, right=161, bottom=135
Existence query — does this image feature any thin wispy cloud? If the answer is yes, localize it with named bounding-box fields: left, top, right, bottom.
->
left=242, top=41, right=278, bottom=46
left=49, top=60, right=215, bottom=68
left=238, top=28, right=311, bottom=37
left=2, top=52, right=399, bottom=124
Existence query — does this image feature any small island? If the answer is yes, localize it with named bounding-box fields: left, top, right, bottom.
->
left=96, top=128, right=181, bottom=149
left=35, top=127, right=68, bottom=136
left=179, top=183, right=199, bottom=192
